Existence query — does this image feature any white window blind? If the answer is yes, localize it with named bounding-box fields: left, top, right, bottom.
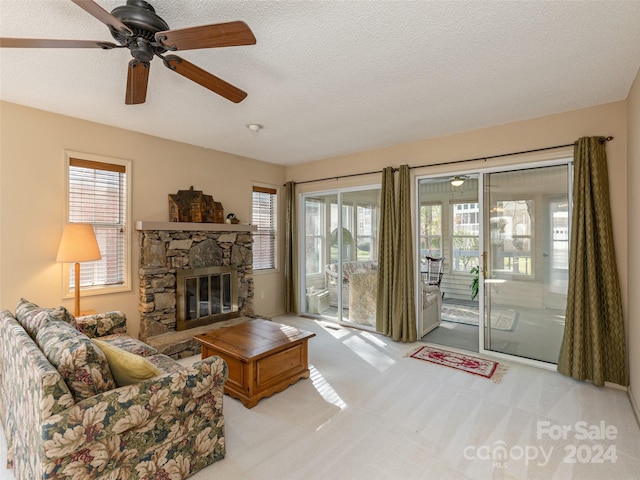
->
left=252, top=186, right=277, bottom=270
left=68, top=158, right=127, bottom=289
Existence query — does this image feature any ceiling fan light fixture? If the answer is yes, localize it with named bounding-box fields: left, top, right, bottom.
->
left=450, top=176, right=465, bottom=187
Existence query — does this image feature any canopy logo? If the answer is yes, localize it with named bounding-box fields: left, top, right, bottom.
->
left=463, top=441, right=553, bottom=469
left=463, top=421, right=618, bottom=469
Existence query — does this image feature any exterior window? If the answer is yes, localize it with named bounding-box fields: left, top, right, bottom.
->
left=490, top=199, right=533, bottom=276
left=252, top=185, right=278, bottom=270
left=305, top=200, right=323, bottom=274
left=419, top=203, right=442, bottom=258
left=65, top=154, right=130, bottom=295
left=452, top=202, right=480, bottom=272
left=356, top=204, right=376, bottom=260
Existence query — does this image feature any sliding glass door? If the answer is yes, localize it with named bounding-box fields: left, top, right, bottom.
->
left=482, top=164, right=570, bottom=364
left=302, top=186, right=381, bottom=328
left=418, top=161, right=571, bottom=366
left=417, top=175, right=480, bottom=347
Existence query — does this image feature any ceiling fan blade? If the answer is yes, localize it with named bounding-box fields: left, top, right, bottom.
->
left=156, top=21, right=256, bottom=51
left=126, top=60, right=150, bottom=105
left=0, top=37, right=119, bottom=49
left=163, top=55, right=247, bottom=103
left=70, top=0, right=132, bottom=36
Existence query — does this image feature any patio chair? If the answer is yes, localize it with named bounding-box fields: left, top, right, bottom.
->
left=424, top=256, right=444, bottom=298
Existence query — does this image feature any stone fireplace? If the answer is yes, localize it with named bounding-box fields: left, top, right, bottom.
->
left=136, top=221, right=256, bottom=358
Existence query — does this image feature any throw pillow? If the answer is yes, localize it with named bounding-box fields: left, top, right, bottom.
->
left=36, top=321, right=116, bottom=401
left=92, top=339, right=162, bottom=387
left=96, top=334, right=158, bottom=357
left=53, top=306, right=79, bottom=330
left=15, top=297, right=40, bottom=321
left=15, top=298, right=78, bottom=337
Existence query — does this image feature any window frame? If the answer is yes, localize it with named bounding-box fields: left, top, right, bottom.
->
left=304, top=198, right=325, bottom=275
left=355, top=202, right=376, bottom=261
left=419, top=202, right=443, bottom=259
left=62, top=150, right=132, bottom=299
left=450, top=201, right=480, bottom=273
left=252, top=183, right=279, bottom=272
left=489, top=197, right=534, bottom=278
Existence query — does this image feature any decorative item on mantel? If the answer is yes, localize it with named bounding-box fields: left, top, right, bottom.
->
left=168, top=186, right=224, bottom=223
left=226, top=213, right=240, bottom=224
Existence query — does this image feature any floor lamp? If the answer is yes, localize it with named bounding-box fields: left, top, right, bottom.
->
left=56, top=223, right=102, bottom=317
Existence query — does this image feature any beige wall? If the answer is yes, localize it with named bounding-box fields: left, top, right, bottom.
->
left=627, top=67, right=640, bottom=416
left=0, top=102, right=286, bottom=338
left=288, top=100, right=631, bottom=380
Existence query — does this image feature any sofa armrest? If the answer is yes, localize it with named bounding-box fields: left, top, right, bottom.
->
left=0, top=312, right=76, bottom=474
left=76, top=311, right=127, bottom=338
left=41, top=355, right=227, bottom=460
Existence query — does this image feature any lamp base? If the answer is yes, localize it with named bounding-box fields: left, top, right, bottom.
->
left=74, top=262, right=81, bottom=317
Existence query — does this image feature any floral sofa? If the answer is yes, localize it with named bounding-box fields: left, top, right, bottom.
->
left=0, top=299, right=228, bottom=480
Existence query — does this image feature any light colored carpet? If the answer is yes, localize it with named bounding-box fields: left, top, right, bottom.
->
left=441, top=304, right=518, bottom=331
left=1, top=315, right=638, bottom=479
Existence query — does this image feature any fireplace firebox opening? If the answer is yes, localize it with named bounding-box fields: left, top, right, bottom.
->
left=176, top=265, right=239, bottom=331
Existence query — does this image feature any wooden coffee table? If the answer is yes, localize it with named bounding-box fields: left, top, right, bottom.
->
left=194, top=318, right=315, bottom=408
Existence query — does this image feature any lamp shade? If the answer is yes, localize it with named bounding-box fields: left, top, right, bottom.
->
left=56, top=223, right=102, bottom=263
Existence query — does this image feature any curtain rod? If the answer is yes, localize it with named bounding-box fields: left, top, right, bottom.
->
left=286, top=136, right=613, bottom=186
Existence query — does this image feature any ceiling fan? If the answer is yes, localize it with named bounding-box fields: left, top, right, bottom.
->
left=0, top=0, right=256, bottom=105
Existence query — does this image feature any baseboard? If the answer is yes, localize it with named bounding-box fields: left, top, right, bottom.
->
left=604, top=381, right=628, bottom=391
left=629, top=385, right=640, bottom=427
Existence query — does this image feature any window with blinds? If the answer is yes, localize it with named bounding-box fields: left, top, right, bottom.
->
left=252, top=185, right=278, bottom=270
left=66, top=156, right=129, bottom=293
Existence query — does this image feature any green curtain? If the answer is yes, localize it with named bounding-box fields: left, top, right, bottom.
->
left=392, top=165, right=417, bottom=342
left=284, top=181, right=298, bottom=314
left=557, top=137, right=627, bottom=386
left=376, top=167, right=395, bottom=335
left=375, top=165, right=417, bottom=342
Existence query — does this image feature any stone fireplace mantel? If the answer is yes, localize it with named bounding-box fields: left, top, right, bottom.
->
left=135, top=221, right=257, bottom=233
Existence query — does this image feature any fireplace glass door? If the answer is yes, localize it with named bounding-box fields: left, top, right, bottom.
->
left=177, top=265, right=238, bottom=330
left=185, top=274, right=232, bottom=320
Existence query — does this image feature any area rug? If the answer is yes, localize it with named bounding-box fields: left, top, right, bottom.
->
left=441, top=304, right=517, bottom=331
left=410, top=345, right=508, bottom=383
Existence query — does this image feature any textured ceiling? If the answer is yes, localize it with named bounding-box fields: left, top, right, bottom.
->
left=1, top=1, right=639, bottom=166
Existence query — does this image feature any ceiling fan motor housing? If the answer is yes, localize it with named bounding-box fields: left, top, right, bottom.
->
left=110, top=0, right=170, bottom=61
